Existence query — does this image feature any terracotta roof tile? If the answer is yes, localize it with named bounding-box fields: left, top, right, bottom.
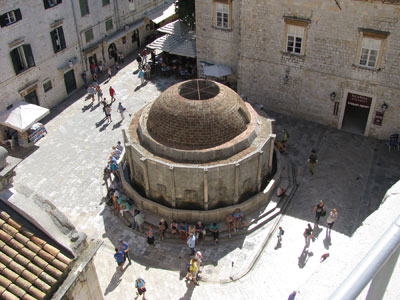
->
left=26, top=241, right=41, bottom=254
left=0, top=230, right=12, bottom=243
left=27, top=284, right=46, bottom=300
left=0, top=211, right=11, bottom=222
left=56, top=252, right=72, bottom=265
left=1, top=224, right=18, bottom=237
left=21, top=293, right=37, bottom=300
left=43, top=243, right=60, bottom=257
left=7, top=283, right=25, bottom=298
left=0, top=288, right=19, bottom=300
left=0, top=210, right=72, bottom=299
left=14, top=233, right=29, bottom=246
left=30, top=236, right=46, bottom=248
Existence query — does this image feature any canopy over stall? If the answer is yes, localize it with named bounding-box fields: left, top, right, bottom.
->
left=0, top=101, right=50, bottom=132
left=147, top=20, right=196, bottom=58
left=203, top=64, right=232, bottom=78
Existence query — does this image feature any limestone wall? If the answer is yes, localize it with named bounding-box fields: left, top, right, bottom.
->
left=196, top=0, right=400, bottom=139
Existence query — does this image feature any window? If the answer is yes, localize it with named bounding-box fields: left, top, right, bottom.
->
left=102, top=0, right=110, bottom=6
left=105, top=19, right=113, bottom=31
left=85, top=28, right=94, bottom=42
left=43, top=0, right=62, bottom=9
left=215, top=2, right=230, bottom=29
left=283, top=18, right=309, bottom=55
left=286, top=25, right=304, bottom=54
left=79, top=0, right=90, bottom=16
left=355, top=29, right=388, bottom=69
left=10, top=44, right=35, bottom=75
left=128, top=0, right=136, bottom=11
left=359, top=38, right=381, bottom=68
left=43, top=80, right=52, bottom=92
left=50, top=26, right=66, bottom=53
left=0, top=9, right=22, bottom=27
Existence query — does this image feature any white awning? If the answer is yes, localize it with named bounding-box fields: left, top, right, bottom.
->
left=169, top=32, right=196, bottom=58
left=0, top=101, right=50, bottom=132
left=145, top=1, right=177, bottom=24
left=147, top=31, right=196, bottom=58
left=157, top=19, right=189, bottom=35
left=107, top=20, right=144, bottom=44
left=203, top=64, right=232, bottom=78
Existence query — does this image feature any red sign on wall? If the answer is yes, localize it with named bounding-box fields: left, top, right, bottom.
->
left=374, top=111, right=384, bottom=126
left=347, top=93, right=372, bottom=109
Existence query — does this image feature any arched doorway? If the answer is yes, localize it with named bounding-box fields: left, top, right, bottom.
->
left=108, top=43, right=117, bottom=62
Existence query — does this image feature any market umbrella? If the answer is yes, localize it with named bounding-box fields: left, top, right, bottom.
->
left=203, top=64, right=232, bottom=78
left=0, top=101, right=50, bottom=132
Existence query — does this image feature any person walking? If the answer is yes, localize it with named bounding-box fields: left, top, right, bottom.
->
left=185, top=257, right=200, bottom=286
left=109, top=86, right=116, bottom=102
left=134, top=209, right=145, bottom=232
left=142, top=48, right=148, bottom=64
left=117, top=102, right=126, bottom=120
left=114, top=247, right=125, bottom=271
left=277, top=226, right=285, bottom=243
left=96, top=85, right=103, bottom=104
left=187, top=233, right=196, bottom=256
left=135, top=278, right=147, bottom=300
left=87, top=84, right=95, bottom=104
left=139, top=68, right=145, bottom=85
left=327, top=208, right=338, bottom=233
left=81, top=71, right=88, bottom=88
left=304, top=223, right=313, bottom=247
left=288, top=291, right=297, bottom=300
left=283, top=129, right=289, bottom=145
left=313, top=200, right=326, bottom=224
left=103, top=103, right=112, bottom=123
left=136, top=54, right=142, bottom=69
left=107, top=67, right=112, bottom=79
left=308, top=149, right=318, bottom=175
left=120, top=240, right=132, bottom=265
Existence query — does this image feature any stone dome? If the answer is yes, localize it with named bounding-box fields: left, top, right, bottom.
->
left=146, top=80, right=250, bottom=150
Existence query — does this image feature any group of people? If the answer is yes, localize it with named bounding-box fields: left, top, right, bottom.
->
left=105, top=141, right=123, bottom=188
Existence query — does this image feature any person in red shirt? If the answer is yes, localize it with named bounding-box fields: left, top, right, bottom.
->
left=109, top=86, right=116, bottom=102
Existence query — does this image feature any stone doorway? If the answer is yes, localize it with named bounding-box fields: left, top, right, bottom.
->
left=341, top=92, right=372, bottom=135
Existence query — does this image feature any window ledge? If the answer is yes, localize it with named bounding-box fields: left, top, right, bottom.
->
left=211, top=25, right=232, bottom=32
left=351, top=64, right=382, bottom=72
left=281, top=51, right=306, bottom=59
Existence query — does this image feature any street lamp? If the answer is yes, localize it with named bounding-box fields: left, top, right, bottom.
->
left=381, top=103, right=388, bottom=112
left=330, top=92, right=337, bottom=101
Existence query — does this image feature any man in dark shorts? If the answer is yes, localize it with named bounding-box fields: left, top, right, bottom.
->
left=135, top=278, right=147, bottom=299
left=308, top=149, right=318, bottom=175
left=114, top=247, right=125, bottom=271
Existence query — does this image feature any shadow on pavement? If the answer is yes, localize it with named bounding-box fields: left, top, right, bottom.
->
left=104, top=267, right=123, bottom=296
left=178, top=281, right=196, bottom=300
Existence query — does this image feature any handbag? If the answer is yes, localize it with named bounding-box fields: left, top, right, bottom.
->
left=321, top=210, right=327, bottom=217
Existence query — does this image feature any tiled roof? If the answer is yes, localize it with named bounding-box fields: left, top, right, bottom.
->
left=0, top=211, right=72, bottom=300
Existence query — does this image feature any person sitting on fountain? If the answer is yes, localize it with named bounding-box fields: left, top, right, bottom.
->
left=233, top=208, right=247, bottom=230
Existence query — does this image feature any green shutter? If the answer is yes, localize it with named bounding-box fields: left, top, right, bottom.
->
left=14, top=9, right=22, bottom=21
left=10, top=48, right=21, bottom=74
left=23, top=44, right=35, bottom=67
left=59, top=26, right=66, bottom=49
left=50, top=29, right=58, bottom=53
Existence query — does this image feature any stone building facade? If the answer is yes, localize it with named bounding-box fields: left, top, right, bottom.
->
left=0, top=0, right=175, bottom=141
left=196, top=0, right=400, bottom=139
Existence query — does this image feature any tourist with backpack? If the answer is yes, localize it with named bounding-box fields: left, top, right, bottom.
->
left=185, top=257, right=200, bottom=286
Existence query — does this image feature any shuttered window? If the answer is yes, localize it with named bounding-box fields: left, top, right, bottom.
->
left=85, top=28, right=94, bottom=42
left=10, top=44, right=35, bottom=75
left=79, top=0, right=90, bottom=16
left=43, top=0, right=62, bottom=9
left=50, top=26, right=66, bottom=53
left=0, top=9, right=22, bottom=27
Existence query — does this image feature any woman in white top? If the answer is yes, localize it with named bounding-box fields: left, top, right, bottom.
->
left=327, top=208, right=338, bottom=231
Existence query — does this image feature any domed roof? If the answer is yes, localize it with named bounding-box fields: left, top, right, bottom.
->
left=147, top=80, right=250, bottom=150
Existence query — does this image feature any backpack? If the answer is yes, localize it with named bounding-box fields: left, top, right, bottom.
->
left=186, top=263, right=192, bottom=272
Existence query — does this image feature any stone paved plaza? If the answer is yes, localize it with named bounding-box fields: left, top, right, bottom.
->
left=6, top=53, right=400, bottom=300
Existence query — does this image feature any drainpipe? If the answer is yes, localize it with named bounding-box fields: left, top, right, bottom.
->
left=114, top=0, right=121, bottom=29
left=70, top=0, right=84, bottom=70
